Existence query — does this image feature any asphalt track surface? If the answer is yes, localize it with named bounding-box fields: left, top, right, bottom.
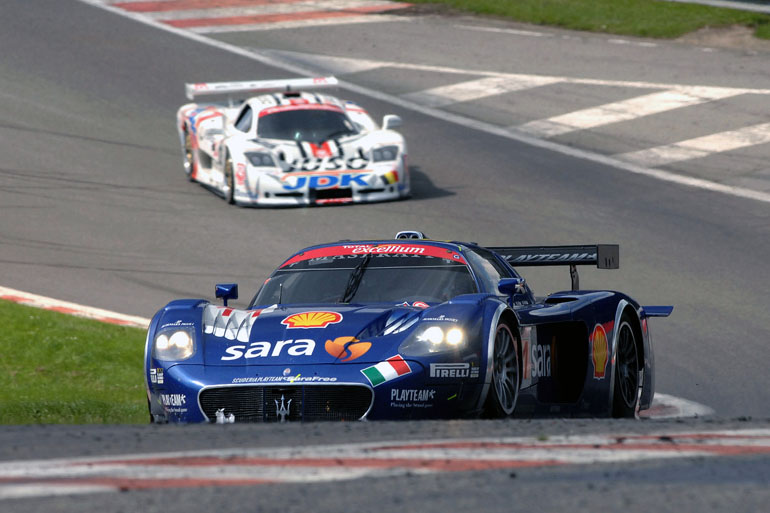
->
left=0, top=1, right=769, bottom=510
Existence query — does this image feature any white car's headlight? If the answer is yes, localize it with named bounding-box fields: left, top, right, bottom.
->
left=245, top=152, right=276, bottom=167
left=153, top=329, right=195, bottom=361
left=371, top=145, right=399, bottom=162
left=399, top=325, right=465, bottom=356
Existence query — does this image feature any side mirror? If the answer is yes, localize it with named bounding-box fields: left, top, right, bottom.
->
left=382, top=114, right=402, bottom=130
left=498, top=278, right=525, bottom=296
left=215, top=283, right=238, bottom=307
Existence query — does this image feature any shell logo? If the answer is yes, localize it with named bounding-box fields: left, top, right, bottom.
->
left=281, top=311, right=342, bottom=329
left=325, top=336, right=372, bottom=362
left=591, top=324, right=609, bottom=379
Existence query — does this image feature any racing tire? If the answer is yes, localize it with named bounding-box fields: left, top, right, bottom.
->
left=612, top=314, right=640, bottom=418
left=183, top=129, right=195, bottom=182
left=484, top=322, right=520, bottom=417
left=224, top=152, right=235, bottom=204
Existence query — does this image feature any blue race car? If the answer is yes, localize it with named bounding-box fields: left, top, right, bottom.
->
left=145, top=231, right=672, bottom=422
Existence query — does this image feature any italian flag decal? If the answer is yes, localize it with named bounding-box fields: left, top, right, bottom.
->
left=361, top=355, right=412, bottom=387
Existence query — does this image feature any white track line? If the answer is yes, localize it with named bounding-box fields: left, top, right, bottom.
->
left=0, top=286, right=150, bottom=328
left=617, top=122, right=770, bottom=167
left=402, top=75, right=562, bottom=108
left=517, top=86, right=745, bottom=137
left=78, top=2, right=770, bottom=201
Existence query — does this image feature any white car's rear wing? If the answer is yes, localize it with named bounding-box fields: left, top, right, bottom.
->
left=185, top=76, right=338, bottom=100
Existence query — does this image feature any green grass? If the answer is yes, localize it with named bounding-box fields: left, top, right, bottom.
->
left=402, top=0, right=770, bottom=39
left=0, top=300, right=147, bottom=424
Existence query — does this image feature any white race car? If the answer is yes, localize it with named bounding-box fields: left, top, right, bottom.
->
left=176, top=76, right=409, bottom=206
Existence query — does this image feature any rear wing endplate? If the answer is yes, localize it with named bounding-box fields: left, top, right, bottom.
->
left=489, top=244, right=619, bottom=291
left=185, top=76, right=338, bottom=100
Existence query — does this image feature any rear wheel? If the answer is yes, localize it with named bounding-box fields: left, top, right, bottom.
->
left=224, top=152, right=235, bottom=204
left=612, top=315, right=640, bottom=417
left=485, top=322, right=520, bottom=417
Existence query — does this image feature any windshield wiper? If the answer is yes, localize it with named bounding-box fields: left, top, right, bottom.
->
left=339, top=252, right=372, bottom=303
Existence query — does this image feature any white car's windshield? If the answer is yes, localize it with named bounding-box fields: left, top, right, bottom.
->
left=257, top=109, right=358, bottom=143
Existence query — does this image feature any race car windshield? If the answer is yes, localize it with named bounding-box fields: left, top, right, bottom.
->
left=257, top=109, right=358, bottom=143
left=253, top=254, right=477, bottom=306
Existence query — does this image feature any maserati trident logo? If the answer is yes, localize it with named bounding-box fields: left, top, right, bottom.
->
left=275, top=394, right=292, bottom=422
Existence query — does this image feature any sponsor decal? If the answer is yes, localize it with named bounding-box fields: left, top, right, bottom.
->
left=259, top=103, right=343, bottom=117
left=429, top=363, right=479, bottom=379
left=280, top=244, right=467, bottom=267
left=281, top=173, right=370, bottom=190
left=390, top=388, right=436, bottom=409
left=150, top=368, right=164, bottom=385
left=391, top=389, right=435, bottom=402
left=160, top=394, right=186, bottom=407
left=325, top=336, right=372, bottom=362
left=423, top=315, right=459, bottom=323
left=285, top=156, right=369, bottom=173
left=592, top=324, right=609, bottom=379
left=232, top=376, right=338, bottom=384
left=281, top=311, right=342, bottom=329
left=412, top=301, right=429, bottom=309
left=282, top=368, right=291, bottom=376
left=531, top=340, right=552, bottom=379
left=160, top=393, right=187, bottom=415
left=361, top=355, right=411, bottom=387
left=344, top=244, right=425, bottom=255
left=235, top=163, right=247, bottom=186
left=221, top=339, right=315, bottom=361
left=160, top=320, right=195, bottom=330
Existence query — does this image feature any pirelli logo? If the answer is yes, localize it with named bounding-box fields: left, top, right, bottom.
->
left=429, top=363, right=479, bottom=379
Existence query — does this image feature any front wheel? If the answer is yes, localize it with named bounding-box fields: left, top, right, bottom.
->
left=484, top=322, right=520, bottom=417
left=224, top=152, right=235, bottom=204
left=612, top=315, right=640, bottom=418
left=183, top=129, right=195, bottom=182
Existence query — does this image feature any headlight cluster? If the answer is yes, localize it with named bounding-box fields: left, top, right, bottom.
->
left=153, top=329, right=195, bottom=361
left=245, top=152, right=276, bottom=167
left=371, top=145, right=399, bottom=162
left=398, top=325, right=465, bottom=356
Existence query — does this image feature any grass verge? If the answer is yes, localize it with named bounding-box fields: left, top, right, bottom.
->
left=0, top=300, right=147, bottom=424
left=401, top=0, right=770, bottom=39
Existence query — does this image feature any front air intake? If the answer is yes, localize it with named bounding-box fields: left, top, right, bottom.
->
left=199, top=384, right=372, bottom=422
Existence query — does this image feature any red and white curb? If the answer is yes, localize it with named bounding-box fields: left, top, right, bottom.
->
left=88, top=0, right=411, bottom=33
left=0, top=286, right=150, bottom=329
left=1, top=429, right=768, bottom=500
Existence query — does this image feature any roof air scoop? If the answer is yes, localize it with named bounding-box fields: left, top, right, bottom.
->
left=395, top=231, right=428, bottom=240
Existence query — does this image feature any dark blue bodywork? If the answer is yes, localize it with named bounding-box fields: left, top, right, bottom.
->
left=145, top=238, right=670, bottom=422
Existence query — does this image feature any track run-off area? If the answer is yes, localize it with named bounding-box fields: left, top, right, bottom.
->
left=1, top=0, right=769, bottom=511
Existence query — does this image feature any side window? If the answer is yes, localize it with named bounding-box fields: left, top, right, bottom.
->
left=234, top=106, right=253, bottom=133
left=466, top=249, right=510, bottom=295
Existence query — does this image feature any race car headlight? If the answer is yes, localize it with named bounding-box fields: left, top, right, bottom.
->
left=371, top=145, right=399, bottom=162
left=245, top=152, right=276, bottom=167
left=153, top=329, right=195, bottom=361
left=398, top=325, right=465, bottom=356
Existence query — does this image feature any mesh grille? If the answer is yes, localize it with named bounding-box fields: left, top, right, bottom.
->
left=199, top=385, right=372, bottom=422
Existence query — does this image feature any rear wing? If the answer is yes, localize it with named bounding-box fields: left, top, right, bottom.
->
left=489, top=244, right=619, bottom=291
left=185, top=76, right=338, bottom=100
